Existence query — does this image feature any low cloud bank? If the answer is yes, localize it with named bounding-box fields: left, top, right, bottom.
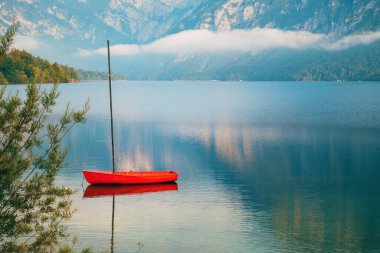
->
left=78, top=28, right=380, bottom=57
left=323, top=32, right=380, bottom=50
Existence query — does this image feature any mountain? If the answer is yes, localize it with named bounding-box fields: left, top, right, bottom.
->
left=0, top=0, right=200, bottom=46
left=171, top=0, right=379, bottom=35
left=0, top=0, right=379, bottom=81
left=1, top=0, right=378, bottom=46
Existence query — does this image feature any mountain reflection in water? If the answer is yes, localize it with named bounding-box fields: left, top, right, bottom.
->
left=61, top=117, right=380, bottom=252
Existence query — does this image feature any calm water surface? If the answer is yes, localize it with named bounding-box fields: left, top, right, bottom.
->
left=45, top=81, right=380, bottom=252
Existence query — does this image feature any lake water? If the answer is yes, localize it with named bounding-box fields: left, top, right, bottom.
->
left=38, top=81, right=380, bottom=252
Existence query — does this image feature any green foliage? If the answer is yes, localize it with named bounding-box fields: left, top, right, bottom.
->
left=0, top=83, right=90, bottom=253
left=0, top=73, right=8, bottom=85
left=288, top=43, right=380, bottom=81
left=78, top=69, right=125, bottom=81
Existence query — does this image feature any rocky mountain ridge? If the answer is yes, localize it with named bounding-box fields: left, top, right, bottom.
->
left=0, top=0, right=378, bottom=47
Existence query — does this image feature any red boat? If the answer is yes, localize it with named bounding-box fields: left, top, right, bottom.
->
left=82, top=44, right=179, bottom=187
left=83, top=170, right=178, bottom=185
left=83, top=183, right=178, bottom=198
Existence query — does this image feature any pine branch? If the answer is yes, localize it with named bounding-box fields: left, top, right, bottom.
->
left=0, top=19, right=19, bottom=58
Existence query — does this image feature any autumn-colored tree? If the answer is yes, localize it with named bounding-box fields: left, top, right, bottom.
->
left=0, top=21, right=80, bottom=85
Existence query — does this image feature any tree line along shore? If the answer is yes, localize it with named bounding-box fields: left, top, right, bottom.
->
left=0, top=49, right=80, bottom=85
left=0, top=49, right=126, bottom=85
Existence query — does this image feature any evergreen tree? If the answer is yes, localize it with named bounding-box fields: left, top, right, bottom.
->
left=0, top=20, right=91, bottom=253
left=0, top=19, right=19, bottom=59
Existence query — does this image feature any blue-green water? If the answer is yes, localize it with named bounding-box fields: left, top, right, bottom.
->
left=44, top=81, right=380, bottom=252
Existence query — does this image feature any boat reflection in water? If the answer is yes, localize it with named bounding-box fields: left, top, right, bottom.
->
left=83, top=181, right=178, bottom=253
left=83, top=182, right=178, bottom=198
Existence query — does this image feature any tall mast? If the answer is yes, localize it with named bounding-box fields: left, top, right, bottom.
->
left=107, top=40, right=116, bottom=172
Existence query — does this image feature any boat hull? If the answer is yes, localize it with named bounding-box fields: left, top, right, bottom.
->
left=83, top=170, right=178, bottom=185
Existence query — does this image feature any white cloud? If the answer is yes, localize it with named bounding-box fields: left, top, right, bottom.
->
left=323, top=31, right=380, bottom=50
left=12, top=35, right=40, bottom=51
left=78, top=28, right=380, bottom=57
left=17, top=0, right=34, bottom=4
